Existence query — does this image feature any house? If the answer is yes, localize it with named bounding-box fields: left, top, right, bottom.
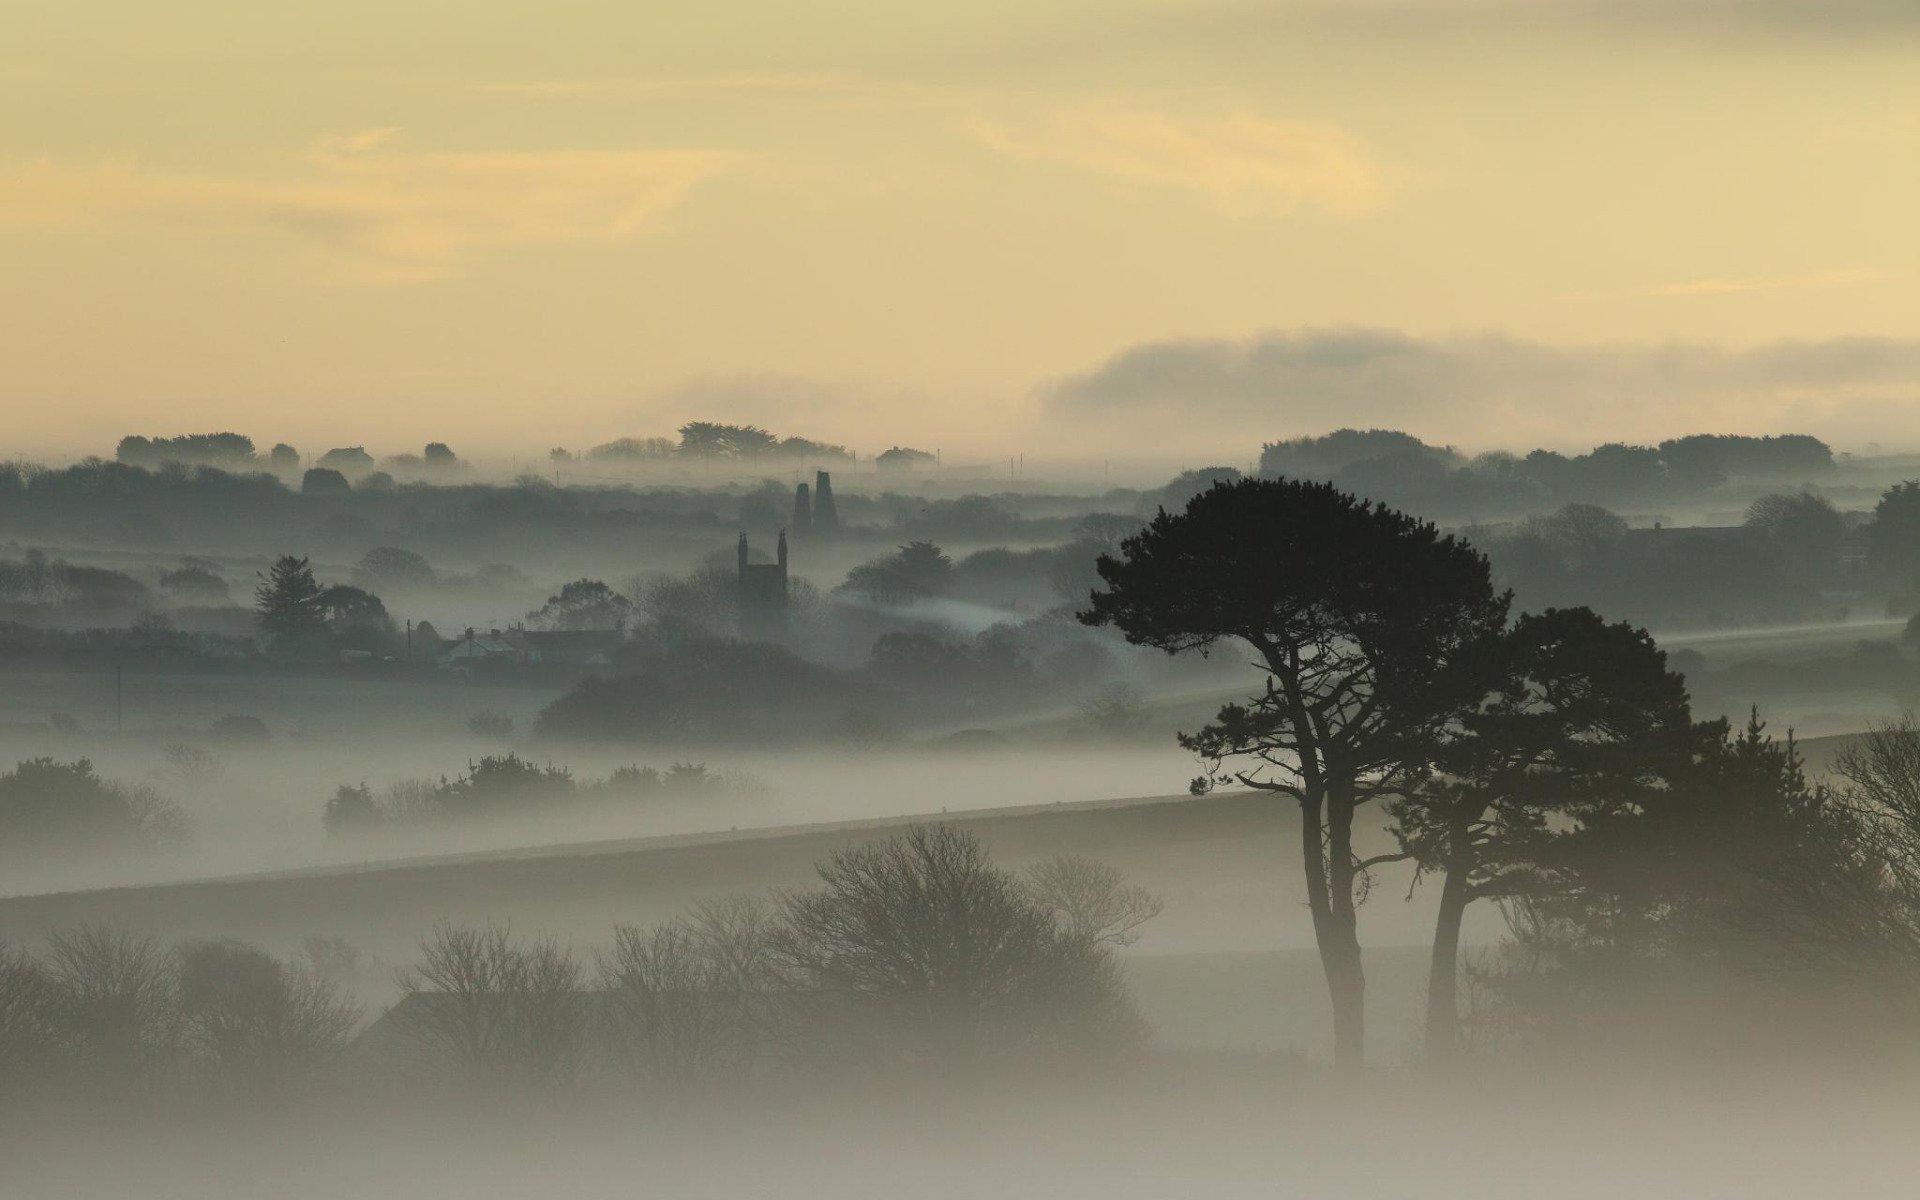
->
left=511, top=628, right=623, bottom=667
left=443, top=630, right=523, bottom=671
left=875, top=446, right=936, bottom=471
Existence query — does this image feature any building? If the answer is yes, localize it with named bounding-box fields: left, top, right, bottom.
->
left=789, top=469, right=840, bottom=538
left=812, top=470, right=839, bottom=533
left=738, top=530, right=789, bottom=637
left=875, top=446, right=936, bottom=471
left=512, top=628, right=623, bottom=668
left=791, top=481, right=814, bottom=539
left=443, top=630, right=521, bottom=669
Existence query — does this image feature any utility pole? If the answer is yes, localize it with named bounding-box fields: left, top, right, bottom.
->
left=114, top=661, right=123, bottom=733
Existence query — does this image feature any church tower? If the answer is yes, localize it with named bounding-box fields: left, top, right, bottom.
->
left=813, top=470, right=840, bottom=533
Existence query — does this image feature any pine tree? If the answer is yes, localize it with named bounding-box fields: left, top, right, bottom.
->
left=255, top=555, right=327, bottom=641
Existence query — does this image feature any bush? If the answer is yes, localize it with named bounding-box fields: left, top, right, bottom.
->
left=394, top=926, right=587, bottom=1088
left=323, top=783, right=380, bottom=834
left=176, top=939, right=356, bottom=1095
left=0, top=758, right=187, bottom=857
left=779, top=826, right=1146, bottom=1072
left=0, top=941, right=68, bottom=1094
left=597, top=898, right=785, bottom=1087
left=436, top=754, right=573, bottom=814
left=42, top=926, right=181, bottom=1089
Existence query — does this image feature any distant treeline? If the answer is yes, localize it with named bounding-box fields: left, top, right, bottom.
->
left=0, top=458, right=1110, bottom=562
left=563, top=421, right=852, bottom=464
left=113, top=421, right=859, bottom=474
left=1259, top=429, right=1835, bottom=518
left=116, top=433, right=464, bottom=475
left=322, top=754, right=748, bottom=835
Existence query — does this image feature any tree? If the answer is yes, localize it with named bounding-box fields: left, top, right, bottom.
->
left=526, top=578, right=632, bottom=631
left=1023, top=856, right=1163, bottom=948
left=677, top=421, right=778, bottom=459
left=255, top=555, right=327, bottom=643
left=43, top=925, right=181, bottom=1088
left=1160, top=466, right=1243, bottom=507
left=318, top=583, right=393, bottom=647
left=435, top=753, right=574, bottom=814
left=1745, top=491, right=1844, bottom=578
left=779, top=826, right=1143, bottom=1070
left=1492, top=713, right=1895, bottom=1048
left=839, top=541, right=954, bottom=605
left=597, top=898, right=786, bottom=1086
left=1869, top=481, right=1920, bottom=583
left=1388, top=607, right=1705, bottom=1061
left=322, top=783, right=380, bottom=834
left=175, top=938, right=356, bottom=1095
left=1079, top=477, right=1508, bottom=1071
left=0, top=757, right=186, bottom=856
left=395, top=926, right=587, bottom=1088
left=158, top=560, right=229, bottom=604
left=300, top=467, right=350, bottom=496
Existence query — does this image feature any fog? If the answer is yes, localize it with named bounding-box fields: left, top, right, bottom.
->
left=12, top=394, right=1920, bottom=1200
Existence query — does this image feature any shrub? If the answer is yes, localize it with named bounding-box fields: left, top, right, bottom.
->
left=436, top=754, right=573, bottom=815
left=323, top=784, right=381, bottom=834
left=42, top=926, right=181, bottom=1088
left=597, top=898, right=785, bottom=1087
left=779, top=826, right=1146, bottom=1072
left=176, top=939, right=357, bottom=1095
left=394, top=926, right=587, bottom=1088
left=0, top=758, right=187, bottom=857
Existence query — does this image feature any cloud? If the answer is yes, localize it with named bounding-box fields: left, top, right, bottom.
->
left=1168, top=0, right=1920, bottom=40
left=972, top=107, right=1389, bottom=218
left=477, top=74, right=930, bottom=100
left=0, top=131, right=738, bottom=283
left=622, top=373, right=1023, bottom=459
left=1647, top=268, right=1893, bottom=298
left=1042, top=327, right=1920, bottom=451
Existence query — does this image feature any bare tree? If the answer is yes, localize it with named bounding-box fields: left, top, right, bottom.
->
left=1024, top=856, right=1163, bottom=948
left=176, top=938, right=358, bottom=1096
left=0, top=941, right=67, bottom=1092
left=598, top=898, right=788, bottom=1087
left=43, top=925, right=181, bottom=1090
left=780, top=826, right=1144, bottom=1071
left=394, top=925, right=586, bottom=1088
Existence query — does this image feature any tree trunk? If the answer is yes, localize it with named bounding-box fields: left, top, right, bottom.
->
left=1425, top=863, right=1471, bottom=1066
left=1301, top=790, right=1366, bottom=1074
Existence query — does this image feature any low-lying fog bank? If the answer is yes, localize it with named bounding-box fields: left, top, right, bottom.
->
left=9, top=1063, right=1919, bottom=1200
left=0, top=738, right=1201, bottom=897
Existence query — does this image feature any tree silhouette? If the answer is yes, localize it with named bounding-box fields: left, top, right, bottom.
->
left=526, top=579, right=631, bottom=631
left=255, top=555, right=327, bottom=642
left=1389, top=607, right=1705, bottom=1061
left=1869, top=480, right=1920, bottom=584
left=839, top=541, right=953, bottom=604
left=1080, top=477, right=1508, bottom=1071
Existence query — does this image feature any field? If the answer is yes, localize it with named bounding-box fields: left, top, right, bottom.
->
left=0, top=789, right=1476, bottom=1065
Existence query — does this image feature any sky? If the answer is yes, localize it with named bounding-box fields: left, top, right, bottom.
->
left=2, top=0, right=1917, bottom=464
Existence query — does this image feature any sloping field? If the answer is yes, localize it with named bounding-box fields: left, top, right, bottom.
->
left=0, top=791, right=1477, bottom=1062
